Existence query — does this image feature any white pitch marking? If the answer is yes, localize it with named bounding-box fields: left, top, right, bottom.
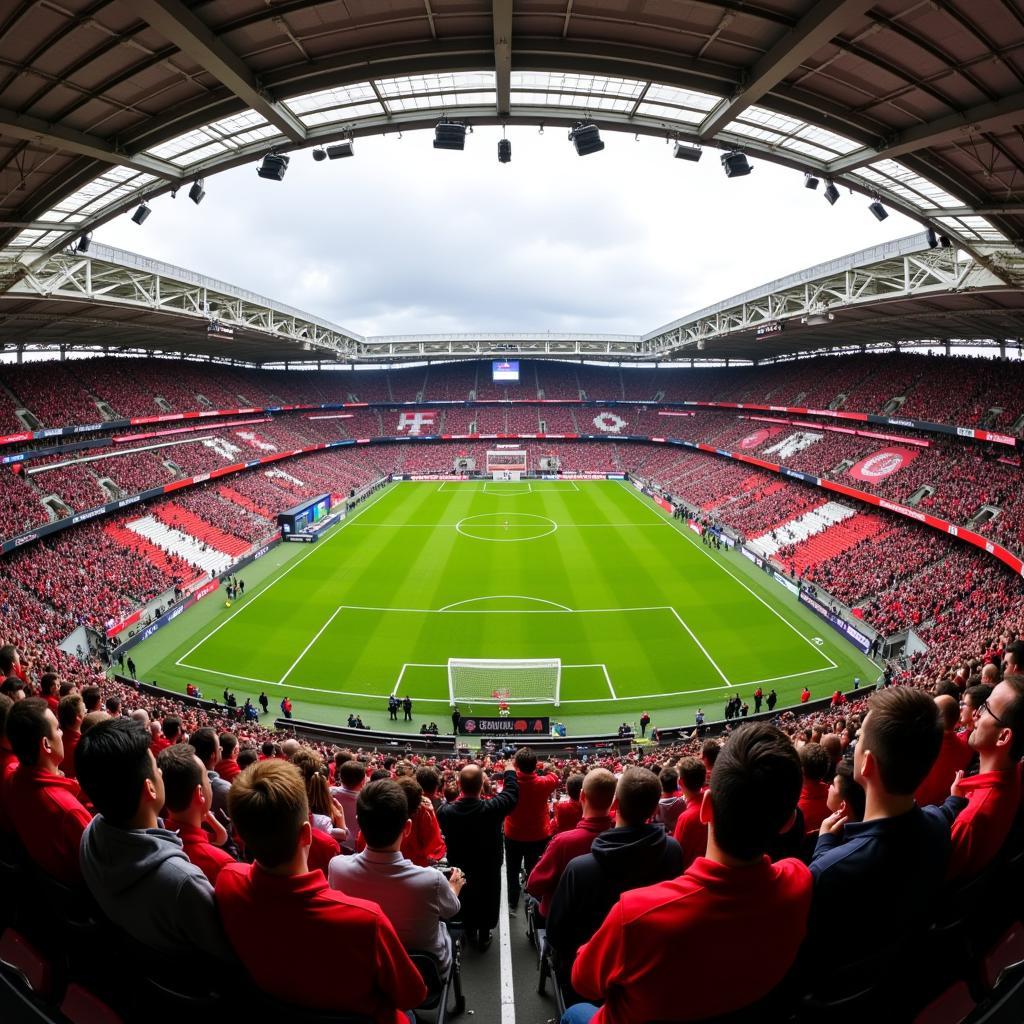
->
left=601, top=663, right=617, bottom=699
left=439, top=595, right=573, bottom=612
left=618, top=481, right=839, bottom=669
left=665, top=606, right=732, bottom=687
left=498, top=851, right=516, bottom=1024
left=278, top=606, right=343, bottom=684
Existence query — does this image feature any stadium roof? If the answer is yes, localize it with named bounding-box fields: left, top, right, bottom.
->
left=0, top=0, right=1023, bottom=278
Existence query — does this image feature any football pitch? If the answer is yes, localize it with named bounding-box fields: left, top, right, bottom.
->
left=136, top=480, right=878, bottom=733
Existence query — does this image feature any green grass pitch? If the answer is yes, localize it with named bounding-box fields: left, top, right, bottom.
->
left=135, top=480, right=878, bottom=734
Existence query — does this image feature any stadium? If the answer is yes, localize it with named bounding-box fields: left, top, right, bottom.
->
left=1, top=2, right=1024, bottom=1022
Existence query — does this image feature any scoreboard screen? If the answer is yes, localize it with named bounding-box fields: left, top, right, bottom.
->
left=278, top=493, right=332, bottom=541
left=492, top=360, right=519, bottom=382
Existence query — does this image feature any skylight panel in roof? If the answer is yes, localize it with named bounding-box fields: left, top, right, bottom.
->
left=173, top=142, right=228, bottom=167
left=868, top=160, right=962, bottom=207
left=512, top=71, right=644, bottom=99
left=725, top=122, right=786, bottom=146
left=644, top=84, right=718, bottom=110
left=794, top=124, right=861, bottom=155
left=783, top=139, right=839, bottom=162
left=148, top=128, right=216, bottom=159
left=208, top=110, right=267, bottom=135
left=300, top=103, right=386, bottom=126
left=285, top=83, right=379, bottom=115
left=635, top=103, right=704, bottom=124
left=378, top=72, right=495, bottom=97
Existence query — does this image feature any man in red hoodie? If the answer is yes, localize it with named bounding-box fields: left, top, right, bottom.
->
left=915, top=694, right=972, bottom=807
left=504, top=747, right=558, bottom=911
left=566, top=723, right=812, bottom=1024
left=672, top=757, right=709, bottom=870
left=217, top=760, right=425, bottom=1022
left=526, top=768, right=616, bottom=919
left=4, top=698, right=93, bottom=885
left=947, top=675, right=1024, bottom=881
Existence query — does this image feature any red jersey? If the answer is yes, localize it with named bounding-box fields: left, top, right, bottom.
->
left=572, top=856, right=812, bottom=1023
left=947, top=765, right=1022, bottom=882
left=216, top=863, right=426, bottom=1024
left=798, top=778, right=831, bottom=835
left=0, top=741, right=17, bottom=832
left=217, top=758, right=241, bottom=782
left=527, top=815, right=614, bottom=917
left=504, top=770, right=559, bottom=842
left=672, top=799, right=708, bottom=871
left=167, top=818, right=236, bottom=885
left=6, top=765, right=92, bottom=884
left=60, top=729, right=81, bottom=781
left=552, top=798, right=583, bottom=835
left=916, top=731, right=972, bottom=808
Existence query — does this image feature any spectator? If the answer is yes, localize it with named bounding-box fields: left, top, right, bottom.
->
left=437, top=762, right=519, bottom=951
left=915, top=694, right=972, bottom=807
left=329, top=779, right=463, bottom=974
left=947, top=675, right=1024, bottom=881
left=503, top=747, right=559, bottom=911
left=0, top=694, right=15, bottom=831
left=217, top=732, right=240, bottom=781
left=826, top=755, right=866, bottom=824
left=4, top=697, right=92, bottom=885
left=415, top=765, right=442, bottom=811
left=565, top=724, right=812, bottom=1024
left=217, top=761, right=426, bottom=1019
left=40, top=673, right=60, bottom=713
left=546, top=768, right=683, bottom=982
left=395, top=775, right=445, bottom=867
left=81, top=685, right=102, bottom=714
left=671, top=757, right=709, bottom=870
left=651, top=766, right=686, bottom=833
left=797, top=743, right=833, bottom=834
left=527, top=768, right=616, bottom=921
left=701, top=738, right=720, bottom=780
left=158, top=743, right=235, bottom=885
left=552, top=773, right=585, bottom=834
left=331, top=759, right=367, bottom=852
left=77, top=717, right=234, bottom=960
left=806, top=688, right=967, bottom=969
left=57, top=693, right=85, bottom=779
left=190, top=726, right=231, bottom=819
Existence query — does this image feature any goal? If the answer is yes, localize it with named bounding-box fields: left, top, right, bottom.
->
left=448, top=658, right=561, bottom=706
left=486, top=450, right=527, bottom=481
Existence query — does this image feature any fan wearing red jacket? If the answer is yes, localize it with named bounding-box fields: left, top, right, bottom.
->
left=503, top=747, right=559, bottom=910
left=565, top=723, right=813, bottom=1024
left=216, top=760, right=426, bottom=1024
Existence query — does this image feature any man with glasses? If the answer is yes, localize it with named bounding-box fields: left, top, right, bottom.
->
left=947, top=675, right=1024, bottom=882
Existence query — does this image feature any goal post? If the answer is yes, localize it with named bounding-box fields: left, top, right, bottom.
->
left=448, top=658, right=561, bottom=707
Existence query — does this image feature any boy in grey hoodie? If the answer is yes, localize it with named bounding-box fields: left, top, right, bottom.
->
left=76, top=717, right=235, bottom=961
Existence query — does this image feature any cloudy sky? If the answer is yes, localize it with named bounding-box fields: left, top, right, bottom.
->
left=95, top=127, right=920, bottom=338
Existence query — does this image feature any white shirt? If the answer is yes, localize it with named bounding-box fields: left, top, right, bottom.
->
left=328, top=848, right=460, bottom=971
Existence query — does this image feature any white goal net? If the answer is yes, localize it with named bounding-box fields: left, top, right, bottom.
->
left=448, top=658, right=561, bottom=706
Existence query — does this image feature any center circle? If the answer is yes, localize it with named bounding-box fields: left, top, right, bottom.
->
left=455, top=512, right=557, bottom=542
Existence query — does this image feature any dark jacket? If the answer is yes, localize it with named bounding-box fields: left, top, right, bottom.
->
left=437, top=770, right=519, bottom=929
left=546, top=823, right=683, bottom=966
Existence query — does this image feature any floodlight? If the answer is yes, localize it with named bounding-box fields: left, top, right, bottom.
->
left=939, top=234, right=952, bottom=248
left=433, top=121, right=467, bottom=151
left=673, top=142, right=702, bottom=162
left=77, top=233, right=92, bottom=253
left=498, top=138, right=512, bottom=163
left=131, top=203, right=151, bottom=225
left=823, top=180, right=840, bottom=206
left=869, top=199, right=888, bottom=222
left=926, top=226, right=939, bottom=248
left=804, top=172, right=820, bottom=190
left=257, top=153, right=289, bottom=180
left=569, top=123, right=604, bottom=156
left=188, top=179, right=205, bottom=205
left=312, top=148, right=327, bottom=162
left=721, top=151, right=752, bottom=177
left=326, top=141, right=354, bottom=159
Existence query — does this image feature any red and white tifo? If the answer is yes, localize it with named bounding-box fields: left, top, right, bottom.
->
left=847, top=446, right=919, bottom=482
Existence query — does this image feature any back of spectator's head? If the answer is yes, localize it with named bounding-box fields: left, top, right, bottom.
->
left=0, top=693, right=11, bottom=741
left=514, top=747, right=537, bottom=773
left=820, top=733, right=842, bottom=770
left=935, top=694, right=960, bottom=731
left=6, top=698, right=58, bottom=767
left=415, top=766, right=439, bottom=796
left=161, top=716, right=181, bottom=741
left=800, top=742, right=832, bottom=783
left=77, top=718, right=161, bottom=827
left=158, top=744, right=205, bottom=814
left=57, top=694, right=84, bottom=731
left=58, top=681, right=76, bottom=698
left=658, top=767, right=678, bottom=795
left=280, top=738, right=300, bottom=759
left=395, top=775, right=423, bottom=817
left=189, top=727, right=219, bottom=767
left=459, top=763, right=484, bottom=796
left=357, top=779, right=411, bottom=849
left=237, top=746, right=259, bottom=771
left=337, top=758, right=365, bottom=789
left=857, top=688, right=943, bottom=796
left=81, top=711, right=107, bottom=735
left=934, top=679, right=960, bottom=701
left=614, top=767, right=661, bottom=826
left=0, top=677, right=25, bottom=701
left=130, top=708, right=150, bottom=728
left=39, top=673, right=58, bottom=697
left=702, top=739, right=720, bottom=767
left=708, top=723, right=802, bottom=862
left=566, top=773, right=585, bottom=802
left=105, top=696, right=121, bottom=716
left=678, top=756, right=707, bottom=794
left=394, top=759, right=415, bottom=778
left=0, top=645, right=17, bottom=676
left=828, top=755, right=866, bottom=823
left=81, top=685, right=101, bottom=713
left=260, top=740, right=275, bottom=758
left=581, top=768, right=617, bottom=813
left=219, top=732, right=238, bottom=759
left=229, top=761, right=309, bottom=869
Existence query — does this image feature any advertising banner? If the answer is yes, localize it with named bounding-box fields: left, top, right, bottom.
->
left=848, top=447, right=920, bottom=483
left=798, top=588, right=873, bottom=655
left=458, top=716, right=550, bottom=735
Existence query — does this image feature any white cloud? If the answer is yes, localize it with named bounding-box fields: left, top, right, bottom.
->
left=95, top=127, right=920, bottom=337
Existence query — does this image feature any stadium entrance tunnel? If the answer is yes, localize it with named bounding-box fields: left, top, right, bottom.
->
left=455, top=513, right=557, bottom=542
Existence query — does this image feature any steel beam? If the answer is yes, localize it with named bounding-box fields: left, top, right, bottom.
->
left=493, top=0, right=513, bottom=116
